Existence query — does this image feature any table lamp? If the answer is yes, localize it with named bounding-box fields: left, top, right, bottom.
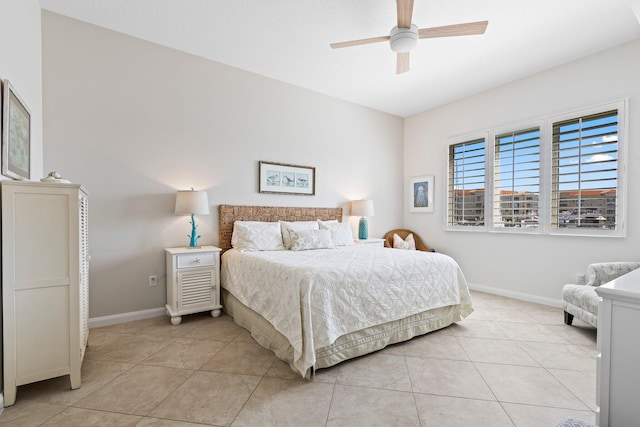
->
left=175, top=189, right=209, bottom=248
left=351, top=199, right=374, bottom=240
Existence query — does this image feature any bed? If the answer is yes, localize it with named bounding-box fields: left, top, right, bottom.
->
left=219, top=204, right=473, bottom=378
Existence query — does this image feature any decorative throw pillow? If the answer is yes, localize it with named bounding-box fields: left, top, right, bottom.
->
left=289, top=229, right=335, bottom=251
left=317, top=219, right=354, bottom=246
left=231, top=221, right=284, bottom=251
left=393, top=233, right=416, bottom=250
left=280, top=221, right=319, bottom=250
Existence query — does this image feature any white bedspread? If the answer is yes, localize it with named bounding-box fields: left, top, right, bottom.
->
left=221, top=245, right=470, bottom=375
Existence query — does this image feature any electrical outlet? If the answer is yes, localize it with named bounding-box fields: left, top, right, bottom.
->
left=148, top=275, right=157, bottom=287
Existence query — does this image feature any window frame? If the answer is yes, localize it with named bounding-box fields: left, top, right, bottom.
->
left=546, top=100, right=627, bottom=238
left=488, top=120, right=546, bottom=234
left=445, top=132, right=489, bottom=232
left=445, top=99, right=627, bottom=237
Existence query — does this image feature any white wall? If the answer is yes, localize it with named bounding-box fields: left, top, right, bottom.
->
left=404, top=40, right=640, bottom=305
left=0, top=0, right=43, bottom=181
left=41, top=12, right=404, bottom=318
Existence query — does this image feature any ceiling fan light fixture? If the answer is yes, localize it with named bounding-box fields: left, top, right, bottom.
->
left=389, top=24, right=418, bottom=53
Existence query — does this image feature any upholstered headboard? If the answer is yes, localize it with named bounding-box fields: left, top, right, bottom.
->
left=218, top=204, right=343, bottom=252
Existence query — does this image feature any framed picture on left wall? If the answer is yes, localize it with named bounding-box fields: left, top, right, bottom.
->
left=2, top=79, right=31, bottom=180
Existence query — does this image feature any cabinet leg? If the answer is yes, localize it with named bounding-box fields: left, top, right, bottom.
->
left=170, top=316, right=182, bottom=325
left=70, top=368, right=81, bottom=390
left=211, top=309, right=221, bottom=318
left=4, top=384, right=16, bottom=406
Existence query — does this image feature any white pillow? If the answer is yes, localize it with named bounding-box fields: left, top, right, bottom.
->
left=317, top=219, right=354, bottom=246
left=231, top=221, right=284, bottom=251
left=289, top=229, right=335, bottom=251
left=393, top=233, right=416, bottom=250
left=280, top=221, right=319, bottom=250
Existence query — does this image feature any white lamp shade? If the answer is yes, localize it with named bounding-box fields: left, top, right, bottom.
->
left=175, top=190, right=209, bottom=215
left=351, top=199, right=374, bottom=217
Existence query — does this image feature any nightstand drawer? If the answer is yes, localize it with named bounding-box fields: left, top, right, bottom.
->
left=176, top=252, right=216, bottom=268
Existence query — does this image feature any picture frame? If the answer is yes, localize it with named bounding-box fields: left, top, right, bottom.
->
left=409, top=175, right=434, bottom=213
left=259, top=161, right=315, bottom=195
left=2, top=79, right=31, bottom=180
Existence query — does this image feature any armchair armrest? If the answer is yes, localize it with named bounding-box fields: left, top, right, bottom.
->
left=585, top=262, right=640, bottom=287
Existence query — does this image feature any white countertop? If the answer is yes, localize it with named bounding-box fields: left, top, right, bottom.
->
left=595, top=267, right=640, bottom=303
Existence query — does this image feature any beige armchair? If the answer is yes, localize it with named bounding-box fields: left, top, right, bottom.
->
left=563, top=262, right=640, bottom=327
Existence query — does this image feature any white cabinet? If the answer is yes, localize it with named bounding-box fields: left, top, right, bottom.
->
left=1, top=181, right=89, bottom=406
left=165, top=246, right=222, bottom=325
left=595, top=268, right=640, bottom=427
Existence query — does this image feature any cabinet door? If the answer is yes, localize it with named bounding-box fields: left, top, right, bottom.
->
left=608, top=303, right=640, bottom=426
left=10, top=191, right=73, bottom=385
left=177, top=269, right=215, bottom=311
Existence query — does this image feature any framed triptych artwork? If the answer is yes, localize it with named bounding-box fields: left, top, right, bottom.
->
left=259, top=161, right=315, bottom=195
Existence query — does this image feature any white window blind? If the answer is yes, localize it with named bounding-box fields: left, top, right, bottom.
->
left=448, top=138, right=485, bottom=227
left=551, top=110, right=618, bottom=231
left=493, top=128, right=540, bottom=229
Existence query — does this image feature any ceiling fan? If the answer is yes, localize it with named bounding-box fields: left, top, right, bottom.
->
left=330, top=0, right=488, bottom=74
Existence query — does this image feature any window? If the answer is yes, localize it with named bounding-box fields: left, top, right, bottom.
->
left=447, top=137, right=486, bottom=227
left=446, top=100, right=626, bottom=236
left=551, top=110, right=619, bottom=231
left=493, top=127, right=540, bottom=229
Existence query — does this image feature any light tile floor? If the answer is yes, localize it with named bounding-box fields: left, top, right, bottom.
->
left=0, top=291, right=598, bottom=426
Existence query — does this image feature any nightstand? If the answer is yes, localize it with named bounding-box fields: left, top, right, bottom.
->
left=165, top=246, right=222, bottom=325
left=354, top=238, right=385, bottom=247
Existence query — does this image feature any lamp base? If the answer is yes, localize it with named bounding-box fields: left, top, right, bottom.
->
left=187, top=213, right=202, bottom=248
left=358, top=217, right=368, bottom=240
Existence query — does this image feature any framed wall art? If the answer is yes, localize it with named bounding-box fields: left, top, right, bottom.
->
left=259, top=161, right=315, bottom=195
left=2, top=79, right=31, bottom=180
left=409, top=175, right=434, bottom=213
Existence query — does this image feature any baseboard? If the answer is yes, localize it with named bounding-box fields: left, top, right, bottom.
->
left=88, top=307, right=166, bottom=328
left=467, top=282, right=563, bottom=308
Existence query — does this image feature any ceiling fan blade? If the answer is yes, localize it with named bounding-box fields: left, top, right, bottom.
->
left=397, top=0, right=414, bottom=29
left=418, top=21, right=488, bottom=39
left=330, top=35, right=390, bottom=49
left=396, top=52, right=410, bottom=74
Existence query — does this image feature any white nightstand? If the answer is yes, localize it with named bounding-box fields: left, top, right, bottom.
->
left=165, top=246, right=222, bottom=325
left=354, top=238, right=385, bottom=247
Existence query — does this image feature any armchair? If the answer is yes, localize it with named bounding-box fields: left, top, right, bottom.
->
left=384, top=229, right=432, bottom=252
left=562, top=262, right=640, bottom=327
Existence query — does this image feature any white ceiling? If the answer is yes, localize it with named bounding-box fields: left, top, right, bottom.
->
left=39, top=0, right=640, bottom=117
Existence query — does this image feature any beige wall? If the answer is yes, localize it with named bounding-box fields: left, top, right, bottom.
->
left=404, top=39, right=640, bottom=305
left=37, top=9, right=640, bottom=318
left=41, top=12, right=404, bottom=319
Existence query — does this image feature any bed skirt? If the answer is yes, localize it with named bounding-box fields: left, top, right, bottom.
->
left=222, top=288, right=473, bottom=378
